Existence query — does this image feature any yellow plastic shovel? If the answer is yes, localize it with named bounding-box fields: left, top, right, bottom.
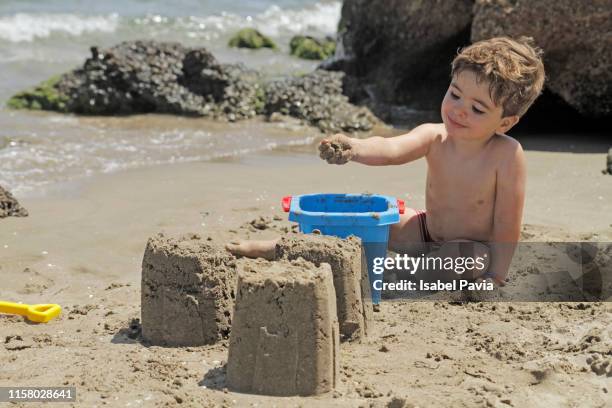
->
left=0, top=301, right=61, bottom=323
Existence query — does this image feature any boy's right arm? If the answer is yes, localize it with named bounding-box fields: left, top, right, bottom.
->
left=319, top=123, right=439, bottom=166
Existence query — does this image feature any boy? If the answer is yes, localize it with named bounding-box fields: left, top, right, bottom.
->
left=227, top=36, right=545, bottom=288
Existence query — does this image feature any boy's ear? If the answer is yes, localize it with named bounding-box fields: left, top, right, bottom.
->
left=497, top=115, right=520, bottom=134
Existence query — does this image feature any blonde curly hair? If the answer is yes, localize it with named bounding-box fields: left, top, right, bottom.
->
left=452, top=36, right=545, bottom=117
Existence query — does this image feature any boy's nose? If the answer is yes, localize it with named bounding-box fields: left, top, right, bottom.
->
left=455, top=107, right=467, bottom=120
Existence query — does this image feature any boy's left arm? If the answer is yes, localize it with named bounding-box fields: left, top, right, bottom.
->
left=488, top=142, right=527, bottom=285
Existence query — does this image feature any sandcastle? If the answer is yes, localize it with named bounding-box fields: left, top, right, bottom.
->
left=139, top=230, right=373, bottom=395
left=275, top=234, right=372, bottom=341
left=140, top=233, right=237, bottom=346
left=226, top=258, right=339, bottom=396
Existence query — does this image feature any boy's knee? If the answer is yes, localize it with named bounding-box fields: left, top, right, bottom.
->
left=458, top=241, right=489, bottom=261
left=388, top=209, right=421, bottom=252
left=466, top=242, right=490, bottom=279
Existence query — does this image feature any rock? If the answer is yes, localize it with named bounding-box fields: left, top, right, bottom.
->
left=326, top=0, right=473, bottom=113
left=290, top=35, right=336, bottom=60
left=9, top=41, right=264, bottom=121
left=327, top=0, right=611, bottom=123
left=471, top=0, right=612, bottom=118
left=57, top=41, right=194, bottom=115
left=228, top=28, right=277, bottom=50
left=264, top=69, right=377, bottom=132
left=6, top=40, right=377, bottom=132
left=0, top=185, right=28, bottom=219
left=226, top=258, right=339, bottom=396
left=182, top=60, right=265, bottom=120
left=140, top=233, right=237, bottom=346
left=606, top=148, right=612, bottom=175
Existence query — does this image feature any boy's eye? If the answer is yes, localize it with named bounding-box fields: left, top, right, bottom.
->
left=472, top=106, right=485, bottom=114
left=450, top=91, right=459, bottom=99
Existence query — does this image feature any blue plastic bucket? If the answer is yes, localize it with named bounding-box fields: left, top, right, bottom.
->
left=282, top=193, right=404, bottom=304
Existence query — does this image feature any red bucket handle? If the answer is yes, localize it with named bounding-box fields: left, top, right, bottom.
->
left=282, top=196, right=292, bottom=212
left=397, top=199, right=405, bottom=214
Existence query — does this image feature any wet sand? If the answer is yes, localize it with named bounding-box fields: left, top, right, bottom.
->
left=1, top=145, right=611, bottom=407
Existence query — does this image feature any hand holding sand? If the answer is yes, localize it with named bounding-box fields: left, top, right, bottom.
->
left=318, top=134, right=355, bottom=165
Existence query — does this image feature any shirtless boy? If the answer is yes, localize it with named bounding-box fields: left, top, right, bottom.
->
left=227, top=36, right=545, bottom=287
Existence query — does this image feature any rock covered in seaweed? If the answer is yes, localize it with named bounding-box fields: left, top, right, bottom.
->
left=289, top=35, right=336, bottom=60
left=264, top=70, right=375, bottom=133
left=228, top=28, right=277, bottom=49
left=0, top=185, right=28, bottom=219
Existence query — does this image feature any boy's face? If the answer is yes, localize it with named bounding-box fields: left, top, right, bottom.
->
left=441, top=70, right=519, bottom=141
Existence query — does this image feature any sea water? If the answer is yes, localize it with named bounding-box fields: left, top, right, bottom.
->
left=0, top=0, right=340, bottom=195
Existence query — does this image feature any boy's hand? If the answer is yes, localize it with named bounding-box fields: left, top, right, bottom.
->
left=318, top=134, right=355, bottom=165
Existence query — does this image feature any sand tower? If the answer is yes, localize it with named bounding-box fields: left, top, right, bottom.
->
left=226, top=258, right=339, bottom=396
left=276, top=233, right=372, bottom=341
left=141, top=233, right=236, bottom=346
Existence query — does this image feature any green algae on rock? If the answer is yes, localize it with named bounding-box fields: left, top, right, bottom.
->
left=228, top=28, right=276, bottom=50
left=289, top=35, right=336, bottom=60
left=6, top=75, right=68, bottom=112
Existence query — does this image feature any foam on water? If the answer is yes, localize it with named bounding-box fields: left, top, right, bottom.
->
left=0, top=2, right=340, bottom=44
left=0, top=13, right=119, bottom=42
left=249, top=3, right=341, bottom=37
left=0, top=112, right=319, bottom=196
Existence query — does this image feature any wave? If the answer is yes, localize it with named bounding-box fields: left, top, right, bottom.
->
left=0, top=2, right=341, bottom=43
left=0, top=121, right=319, bottom=196
left=0, top=13, right=119, bottom=42
left=249, top=2, right=341, bottom=37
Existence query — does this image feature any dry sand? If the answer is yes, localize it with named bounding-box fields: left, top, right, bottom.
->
left=1, top=144, right=611, bottom=407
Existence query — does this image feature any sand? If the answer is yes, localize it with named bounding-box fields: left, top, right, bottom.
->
left=319, top=139, right=354, bottom=165
left=0, top=144, right=611, bottom=407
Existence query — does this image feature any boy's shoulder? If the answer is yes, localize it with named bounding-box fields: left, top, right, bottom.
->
left=489, top=133, right=526, bottom=175
left=489, top=132, right=524, bottom=157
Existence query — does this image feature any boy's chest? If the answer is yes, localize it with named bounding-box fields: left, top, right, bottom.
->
left=426, top=154, right=497, bottom=205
